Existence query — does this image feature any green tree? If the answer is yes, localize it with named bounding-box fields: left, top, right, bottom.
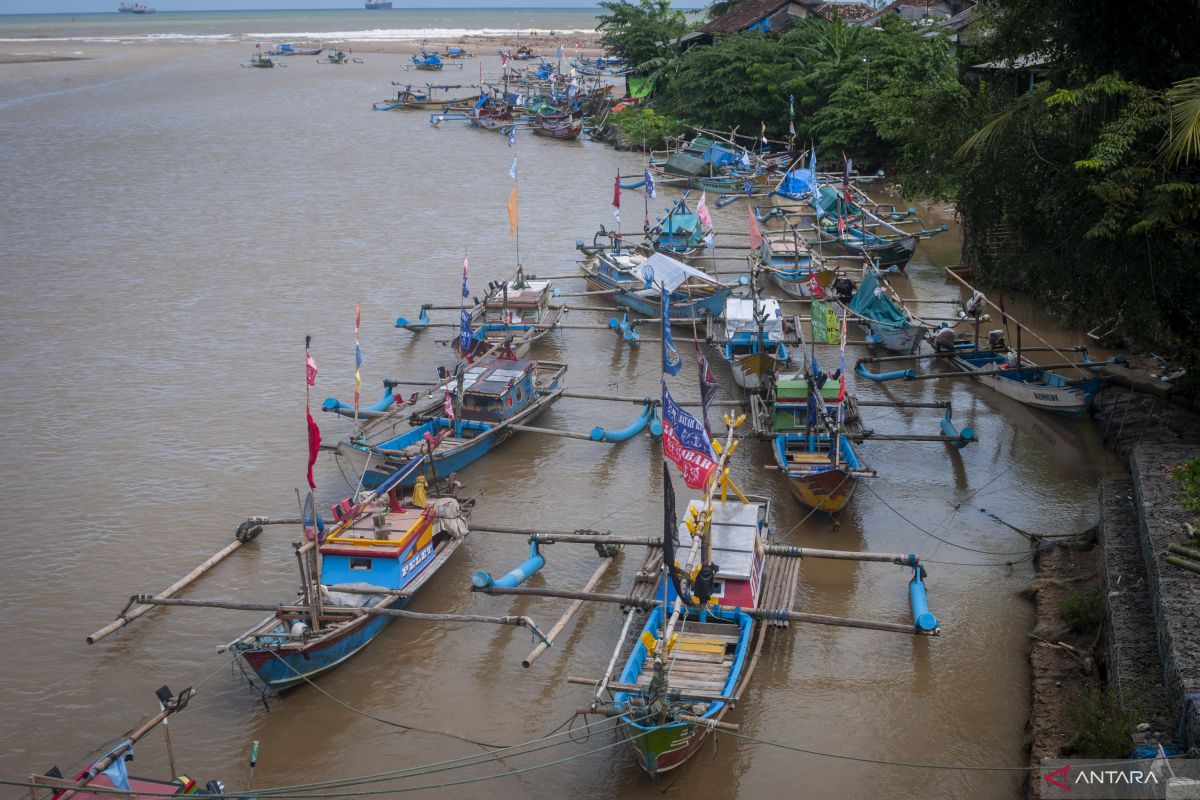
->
left=595, top=0, right=689, bottom=71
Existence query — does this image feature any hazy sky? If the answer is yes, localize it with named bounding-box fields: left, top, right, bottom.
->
left=0, top=1, right=707, bottom=13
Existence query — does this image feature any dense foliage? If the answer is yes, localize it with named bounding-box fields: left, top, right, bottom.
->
left=607, top=0, right=1200, bottom=368
left=595, top=0, right=689, bottom=71
left=613, top=107, right=683, bottom=150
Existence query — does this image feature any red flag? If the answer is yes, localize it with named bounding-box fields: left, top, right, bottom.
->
left=748, top=204, right=762, bottom=250
left=612, top=173, right=620, bottom=209
left=306, top=408, right=321, bottom=489
left=808, top=273, right=823, bottom=297
left=305, top=351, right=318, bottom=386
left=443, top=392, right=455, bottom=419
left=423, top=430, right=446, bottom=451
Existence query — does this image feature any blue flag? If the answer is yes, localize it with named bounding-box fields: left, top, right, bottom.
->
left=645, top=169, right=656, bottom=199
left=98, top=742, right=133, bottom=793
left=459, top=308, right=472, bottom=352
left=506, top=127, right=515, bottom=148
left=661, top=285, right=681, bottom=376
left=355, top=342, right=362, bottom=369
left=508, top=158, right=518, bottom=179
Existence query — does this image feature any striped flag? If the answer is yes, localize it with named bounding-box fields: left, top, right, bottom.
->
left=353, top=303, right=362, bottom=414
left=305, top=350, right=318, bottom=387
left=462, top=253, right=469, bottom=298
left=644, top=169, right=656, bottom=199
left=612, top=172, right=620, bottom=224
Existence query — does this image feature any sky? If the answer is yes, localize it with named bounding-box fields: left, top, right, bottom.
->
left=0, top=0, right=707, bottom=13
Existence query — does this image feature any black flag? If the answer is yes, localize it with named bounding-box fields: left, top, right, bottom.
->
left=662, top=461, right=686, bottom=603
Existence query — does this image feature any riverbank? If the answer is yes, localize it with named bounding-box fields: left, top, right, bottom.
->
left=1025, top=365, right=1200, bottom=794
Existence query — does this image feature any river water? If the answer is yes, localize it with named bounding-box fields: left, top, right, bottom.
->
left=0, top=39, right=1122, bottom=800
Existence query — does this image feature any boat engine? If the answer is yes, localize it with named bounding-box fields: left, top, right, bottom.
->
left=831, top=277, right=856, bottom=304
left=964, top=290, right=986, bottom=318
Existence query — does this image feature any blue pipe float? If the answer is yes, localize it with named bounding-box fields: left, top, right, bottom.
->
left=395, top=305, right=430, bottom=332
left=714, top=194, right=742, bottom=208
left=619, top=178, right=646, bottom=190
left=650, top=405, right=663, bottom=437
left=590, top=399, right=655, bottom=442
left=472, top=540, right=545, bottom=589
left=608, top=312, right=639, bottom=346
left=854, top=360, right=916, bottom=382
left=322, top=384, right=397, bottom=417
left=939, top=408, right=974, bottom=450
left=908, top=566, right=939, bottom=634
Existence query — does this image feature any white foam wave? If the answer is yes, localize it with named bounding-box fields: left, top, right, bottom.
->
left=242, top=27, right=596, bottom=41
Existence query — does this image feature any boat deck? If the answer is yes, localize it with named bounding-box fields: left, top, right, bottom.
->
left=635, top=621, right=741, bottom=697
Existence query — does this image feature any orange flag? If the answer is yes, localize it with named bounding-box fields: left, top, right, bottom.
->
left=507, top=183, right=519, bottom=237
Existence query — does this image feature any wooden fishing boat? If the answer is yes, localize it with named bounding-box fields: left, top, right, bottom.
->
left=944, top=345, right=1102, bottom=417
left=411, top=52, right=443, bottom=71
left=268, top=43, right=322, bottom=56
left=718, top=296, right=790, bottom=390
left=333, top=354, right=566, bottom=490
left=771, top=374, right=873, bottom=513
left=318, top=48, right=362, bottom=64
left=374, top=83, right=478, bottom=111
left=614, top=495, right=767, bottom=776
left=530, top=116, right=583, bottom=140
left=648, top=198, right=708, bottom=259
left=225, top=481, right=472, bottom=691
left=454, top=271, right=565, bottom=358
left=27, top=687, right=226, bottom=798
left=576, top=241, right=732, bottom=324
left=758, top=230, right=836, bottom=298
left=246, top=51, right=274, bottom=68
left=840, top=267, right=927, bottom=353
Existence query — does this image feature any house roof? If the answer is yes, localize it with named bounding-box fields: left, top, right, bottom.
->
left=814, top=2, right=876, bottom=21
left=700, top=0, right=797, bottom=33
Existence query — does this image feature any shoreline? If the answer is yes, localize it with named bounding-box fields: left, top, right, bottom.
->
left=0, top=31, right=608, bottom=64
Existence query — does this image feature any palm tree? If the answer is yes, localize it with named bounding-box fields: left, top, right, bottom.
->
left=1163, top=76, right=1200, bottom=166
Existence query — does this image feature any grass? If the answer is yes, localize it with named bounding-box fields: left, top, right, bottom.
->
left=1068, top=686, right=1139, bottom=758
left=1059, top=586, right=1105, bottom=634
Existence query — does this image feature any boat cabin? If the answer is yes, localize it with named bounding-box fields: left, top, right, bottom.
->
left=319, top=505, right=443, bottom=593
left=453, top=354, right=539, bottom=424
left=483, top=278, right=553, bottom=327
left=662, top=499, right=766, bottom=609
left=724, top=298, right=785, bottom=350
left=773, top=376, right=840, bottom=433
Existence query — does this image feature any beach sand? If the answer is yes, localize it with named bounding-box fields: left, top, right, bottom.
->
left=0, top=31, right=606, bottom=65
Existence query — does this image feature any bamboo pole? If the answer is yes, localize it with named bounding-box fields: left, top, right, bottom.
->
left=944, top=267, right=1088, bottom=375
left=477, top=585, right=935, bottom=635
left=509, top=424, right=598, bottom=441
left=523, top=554, right=618, bottom=667
left=567, top=676, right=733, bottom=703
left=128, top=596, right=550, bottom=641
left=87, top=533, right=262, bottom=644
left=889, top=360, right=1099, bottom=382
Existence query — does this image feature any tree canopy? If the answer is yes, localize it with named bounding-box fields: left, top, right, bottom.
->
left=595, top=0, right=689, bottom=71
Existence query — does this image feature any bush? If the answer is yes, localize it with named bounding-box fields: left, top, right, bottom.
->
left=1059, top=586, right=1105, bottom=633
left=1172, top=457, right=1200, bottom=512
left=613, top=107, right=682, bottom=150
left=1068, top=687, right=1138, bottom=758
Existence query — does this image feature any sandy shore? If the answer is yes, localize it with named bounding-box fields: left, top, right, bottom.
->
left=0, top=32, right=607, bottom=65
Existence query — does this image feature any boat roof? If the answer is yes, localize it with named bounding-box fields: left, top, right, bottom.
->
left=725, top=297, right=784, bottom=338
left=485, top=279, right=551, bottom=307
left=680, top=499, right=763, bottom=581
left=462, top=356, right=535, bottom=396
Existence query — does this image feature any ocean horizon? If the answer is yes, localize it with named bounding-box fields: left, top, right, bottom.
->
left=0, top=7, right=695, bottom=43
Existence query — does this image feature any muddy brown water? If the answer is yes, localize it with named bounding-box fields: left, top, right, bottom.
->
left=0, top=44, right=1123, bottom=799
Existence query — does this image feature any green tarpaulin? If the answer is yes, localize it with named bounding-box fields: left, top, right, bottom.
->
left=626, top=76, right=653, bottom=99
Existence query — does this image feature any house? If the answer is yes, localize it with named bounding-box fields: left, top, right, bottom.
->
left=678, top=0, right=825, bottom=48
left=859, top=0, right=975, bottom=26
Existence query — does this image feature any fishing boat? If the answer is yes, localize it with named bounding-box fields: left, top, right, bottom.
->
left=118, top=2, right=155, bottom=12
left=27, top=686, right=225, bottom=798
left=375, top=83, right=478, bottom=111
left=225, top=473, right=473, bottom=691
left=332, top=353, right=566, bottom=490
left=771, top=371, right=873, bottom=513
left=614, top=489, right=768, bottom=776
left=576, top=241, right=733, bottom=324
left=718, top=296, right=790, bottom=390
left=943, top=345, right=1103, bottom=417
left=840, top=267, right=927, bottom=354
left=758, top=229, right=834, bottom=298
left=530, top=116, right=583, bottom=140
left=453, top=270, right=565, bottom=358
left=245, top=51, right=274, bottom=68
left=648, top=197, right=709, bottom=258
left=318, top=48, right=362, bottom=65
left=268, top=43, right=322, bottom=56
left=411, top=52, right=444, bottom=71
left=444, top=46, right=473, bottom=59
left=365, top=1, right=392, bottom=8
